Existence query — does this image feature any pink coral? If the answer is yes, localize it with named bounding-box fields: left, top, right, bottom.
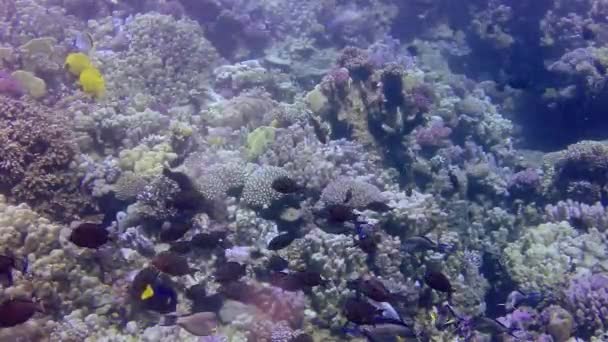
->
left=250, top=285, right=306, bottom=328
left=415, top=122, right=452, bottom=148
left=0, top=71, right=23, bottom=97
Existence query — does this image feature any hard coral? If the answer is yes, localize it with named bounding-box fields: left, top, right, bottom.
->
left=337, top=47, right=373, bottom=81
left=0, top=95, right=93, bottom=221
left=555, top=140, right=608, bottom=187
left=565, top=272, right=608, bottom=338
left=241, top=166, right=288, bottom=209
left=320, top=177, right=385, bottom=209
left=0, top=71, right=24, bottom=97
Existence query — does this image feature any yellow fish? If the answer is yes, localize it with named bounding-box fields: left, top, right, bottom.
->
left=65, top=52, right=92, bottom=76
left=79, top=67, right=105, bottom=98
left=141, top=284, right=154, bottom=300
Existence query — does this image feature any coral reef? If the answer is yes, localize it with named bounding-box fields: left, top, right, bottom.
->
left=3, top=0, right=608, bottom=340
left=0, top=95, right=94, bottom=221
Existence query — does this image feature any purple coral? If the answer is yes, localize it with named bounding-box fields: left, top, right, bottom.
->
left=415, top=122, right=452, bottom=148
left=507, top=168, right=541, bottom=199
left=251, top=285, right=306, bottom=328
left=0, top=71, right=23, bottom=97
left=545, top=200, right=608, bottom=231
left=326, top=67, right=350, bottom=87
left=409, top=84, right=435, bottom=113
left=565, top=272, right=608, bottom=336
left=337, top=47, right=373, bottom=81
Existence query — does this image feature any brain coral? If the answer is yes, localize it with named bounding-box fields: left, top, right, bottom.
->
left=0, top=95, right=93, bottom=220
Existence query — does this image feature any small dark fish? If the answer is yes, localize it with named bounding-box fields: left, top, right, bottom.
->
left=69, top=222, right=109, bottom=249
left=424, top=271, right=453, bottom=299
left=0, top=298, right=43, bottom=327
left=191, top=293, right=224, bottom=314
left=290, top=333, right=313, bottom=342
left=343, top=297, right=382, bottom=325
left=582, top=25, right=596, bottom=40
left=365, top=201, right=391, bottom=212
left=191, top=232, right=226, bottom=250
left=159, top=221, right=191, bottom=243
left=0, top=254, right=27, bottom=287
left=326, top=204, right=357, bottom=223
left=152, top=251, right=195, bottom=276
left=219, top=281, right=257, bottom=302
left=271, top=176, right=303, bottom=194
left=186, top=283, right=207, bottom=302
left=214, top=261, right=246, bottom=283
left=294, top=270, right=328, bottom=288
left=270, top=272, right=302, bottom=292
left=267, top=255, right=289, bottom=272
left=268, top=233, right=297, bottom=251
left=486, top=24, right=496, bottom=34
left=163, top=167, right=195, bottom=192
left=169, top=240, right=192, bottom=254
left=349, top=278, right=392, bottom=302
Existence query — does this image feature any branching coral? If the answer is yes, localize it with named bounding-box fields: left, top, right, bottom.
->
left=565, top=271, right=608, bottom=338
left=504, top=221, right=608, bottom=292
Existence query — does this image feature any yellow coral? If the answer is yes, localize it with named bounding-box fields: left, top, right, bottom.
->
left=64, top=52, right=92, bottom=76
left=79, top=67, right=105, bottom=98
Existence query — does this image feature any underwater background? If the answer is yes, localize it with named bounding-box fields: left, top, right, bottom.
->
left=2, top=0, right=608, bottom=341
